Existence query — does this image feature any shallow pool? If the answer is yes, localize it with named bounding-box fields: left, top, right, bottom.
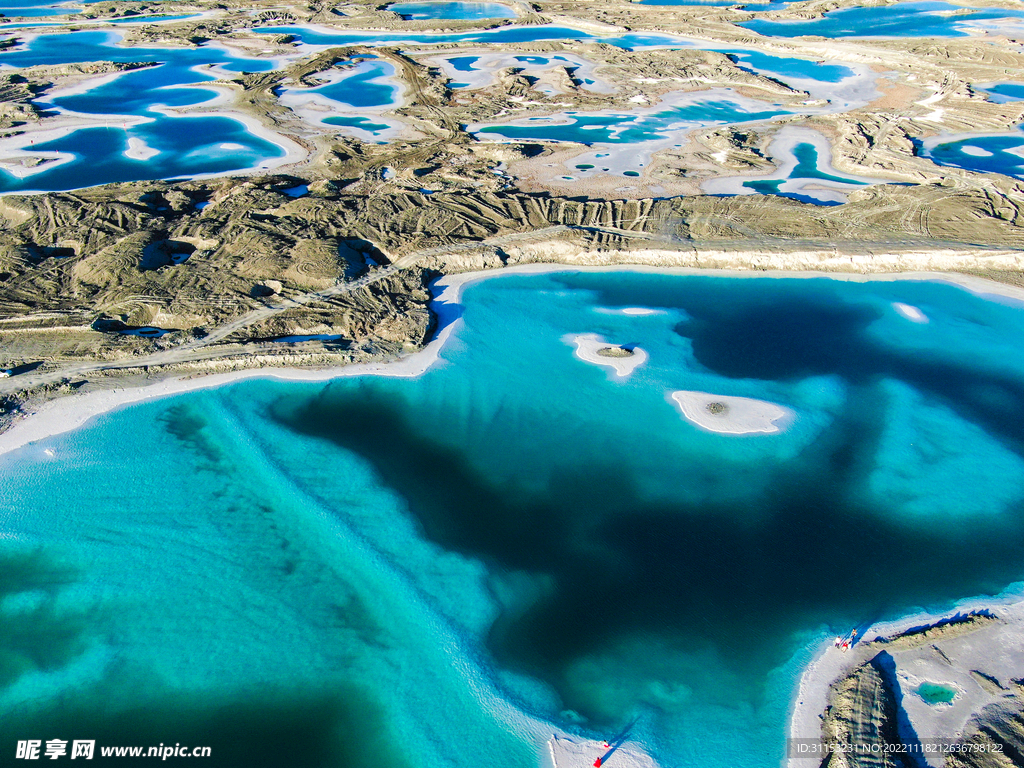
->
left=916, top=681, right=957, bottom=705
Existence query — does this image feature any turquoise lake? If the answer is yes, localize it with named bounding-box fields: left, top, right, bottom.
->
left=739, top=1, right=1024, bottom=39
left=473, top=99, right=792, bottom=145
left=283, top=59, right=402, bottom=109
left=742, top=142, right=867, bottom=200
left=3, top=269, right=1024, bottom=766
left=0, top=0, right=78, bottom=17
left=725, top=50, right=853, bottom=84
left=257, top=24, right=698, bottom=50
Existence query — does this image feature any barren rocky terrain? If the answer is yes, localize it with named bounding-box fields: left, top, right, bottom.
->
left=3, top=0, right=1024, bottom=429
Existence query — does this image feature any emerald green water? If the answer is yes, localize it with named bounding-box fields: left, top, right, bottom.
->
left=916, top=682, right=957, bottom=705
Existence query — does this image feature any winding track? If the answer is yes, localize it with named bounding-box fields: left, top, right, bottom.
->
left=0, top=225, right=571, bottom=395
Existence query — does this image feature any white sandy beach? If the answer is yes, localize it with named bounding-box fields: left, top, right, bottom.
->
left=547, top=735, right=659, bottom=768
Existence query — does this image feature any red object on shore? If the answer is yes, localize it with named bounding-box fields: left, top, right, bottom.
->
left=594, top=759, right=602, bottom=767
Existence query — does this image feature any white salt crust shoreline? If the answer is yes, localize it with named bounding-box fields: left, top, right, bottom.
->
left=0, top=39, right=308, bottom=192
left=786, top=590, right=1024, bottom=768
left=568, top=333, right=647, bottom=378
left=4, top=264, right=1024, bottom=768
left=5, top=263, right=1024, bottom=454
left=670, top=389, right=794, bottom=434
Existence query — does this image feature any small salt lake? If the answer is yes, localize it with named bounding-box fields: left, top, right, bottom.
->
left=739, top=1, right=1024, bottom=39
left=0, top=30, right=294, bottom=192
left=920, top=129, right=1024, bottom=180
left=385, top=1, right=516, bottom=19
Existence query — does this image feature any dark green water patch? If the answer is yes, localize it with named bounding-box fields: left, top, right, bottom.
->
left=275, top=381, right=1024, bottom=724
left=0, top=549, right=87, bottom=690
left=0, top=683, right=410, bottom=768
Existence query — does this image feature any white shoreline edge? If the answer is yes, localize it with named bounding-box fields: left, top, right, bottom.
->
left=5, top=262, right=1024, bottom=455
left=786, top=584, right=1024, bottom=768
left=669, top=389, right=794, bottom=434
left=3, top=262, right=1024, bottom=767
left=567, top=332, right=647, bottom=378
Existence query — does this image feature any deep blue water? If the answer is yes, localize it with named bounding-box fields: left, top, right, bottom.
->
left=257, top=22, right=600, bottom=46
left=0, top=118, right=285, bottom=193
left=0, top=32, right=287, bottom=191
left=0, top=30, right=270, bottom=69
left=922, top=129, right=1024, bottom=180
left=726, top=50, right=853, bottom=83
left=297, top=60, right=401, bottom=109
left=0, top=0, right=78, bottom=17
left=386, top=1, right=516, bottom=19
left=105, top=13, right=199, bottom=24
left=447, top=54, right=480, bottom=72
left=740, top=1, right=1024, bottom=38
left=978, top=82, right=1024, bottom=103
left=3, top=270, right=1024, bottom=767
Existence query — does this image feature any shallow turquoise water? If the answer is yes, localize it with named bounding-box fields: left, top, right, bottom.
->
left=386, top=1, right=516, bottom=19
left=743, top=142, right=867, bottom=199
left=740, top=1, right=1024, bottom=38
left=474, top=99, right=792, bottom=144
left=3, top=270, right=1024, bottom=766
left=916, top=682, right=957, bottom=705
left=0, top=31, right=288, bottom=192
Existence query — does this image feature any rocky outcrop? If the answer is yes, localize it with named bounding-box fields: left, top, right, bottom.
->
left=3, top=175, right=1024, bottom=370
left=948, top=698, right=1024, bottom=768
left=819, top=656, right=903, bottom=768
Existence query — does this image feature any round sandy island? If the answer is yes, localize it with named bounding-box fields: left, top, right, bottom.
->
left=670, top=390, right=794, bottom=435
left=568, top=333, right=647, bottom=378
left=125, top=137, right=159, bottom=161
left=893, top=302, right=929, bottom=323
